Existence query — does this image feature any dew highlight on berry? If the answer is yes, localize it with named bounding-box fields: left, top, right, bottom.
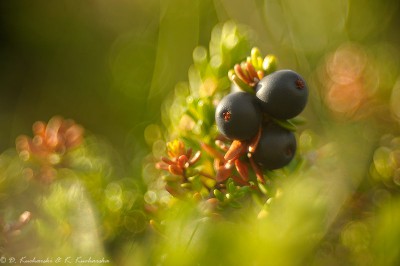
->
left=296, top=78, right=305, bottom=89
left=223, top=111, right=232, bottom=122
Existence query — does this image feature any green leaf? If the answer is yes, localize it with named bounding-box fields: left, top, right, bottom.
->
left=213, top=189, right=224, bottom=202
left=289, top=116, right=307, bottom=125
left=227, top=179, right=236, bottom=194
left=271, top=118, right=297, bottom=132
left=229, top=200, right=241, bottom=209
left=263, top=55, right=278, bottom=74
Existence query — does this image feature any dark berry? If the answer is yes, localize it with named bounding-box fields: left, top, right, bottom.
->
left=215, top=92, right=261, bottom=141
left=255, top=69, right=308, bottom=119
left=253, top=123, right=296, bottom=170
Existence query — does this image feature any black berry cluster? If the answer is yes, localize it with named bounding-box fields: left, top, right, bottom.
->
left=216, top=69, right=308, bottom=170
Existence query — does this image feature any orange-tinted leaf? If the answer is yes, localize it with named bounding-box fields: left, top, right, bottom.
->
left=178, top=155, right=189, bottom=168
left=235, top=160, right=249, bottom=182
left=224, top=140, right=246, bottom=161
left=246, top=62, right=258, bottom=82
left=234, top=64, right=251, bottom=84
left=231, top=175, right=249, bottom=186
left=216, top=165, right=231, bottom=182
left=168, top=165, right=184, bottom=176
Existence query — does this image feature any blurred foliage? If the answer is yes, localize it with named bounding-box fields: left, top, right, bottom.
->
left=1, top=0, right=400, bottom=265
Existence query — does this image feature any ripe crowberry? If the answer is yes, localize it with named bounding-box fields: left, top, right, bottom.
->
left=256, top=69, right=308, bottom=119
left=253, top=123, right=296, bottom=170
left=215, top=92, right=261, bottom=141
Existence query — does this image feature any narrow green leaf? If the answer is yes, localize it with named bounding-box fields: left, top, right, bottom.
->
left=272, top=118, right=297, bottom=132
left=289, top=116, right=307, bottom=125
left=227, top=179, right=236, bottom=194
left=213, top=189, right=224, bottom=202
